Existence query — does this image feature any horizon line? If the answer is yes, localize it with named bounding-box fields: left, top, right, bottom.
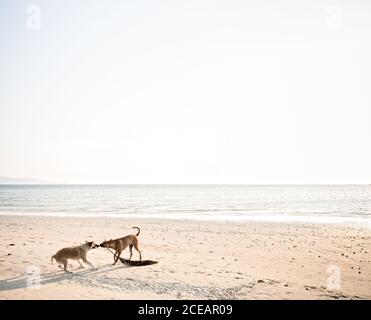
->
left=0, top=183, right=369, bottom=186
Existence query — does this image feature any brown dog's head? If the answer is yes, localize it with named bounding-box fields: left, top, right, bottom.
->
left=99, top=239, right=113, bottom=248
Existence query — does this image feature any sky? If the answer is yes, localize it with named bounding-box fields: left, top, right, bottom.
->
left=0, top=0, right=370, bottom=184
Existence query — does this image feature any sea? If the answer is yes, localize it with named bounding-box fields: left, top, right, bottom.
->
left=0, top=185, right=370, bottom=225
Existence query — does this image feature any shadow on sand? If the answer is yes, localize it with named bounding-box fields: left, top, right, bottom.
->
left=0, top=264, right=127, bottom=292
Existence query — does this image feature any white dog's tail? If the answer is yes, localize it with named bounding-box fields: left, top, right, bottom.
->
left=132, top=226, right=140, bottom=236
left=51, top=255, right=56, bottom=264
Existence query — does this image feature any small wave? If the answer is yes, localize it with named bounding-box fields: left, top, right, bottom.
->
left=0, top=211, right=370, bottom=227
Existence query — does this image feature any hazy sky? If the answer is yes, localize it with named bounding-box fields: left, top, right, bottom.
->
left=0, top=0, right=370, bottom=184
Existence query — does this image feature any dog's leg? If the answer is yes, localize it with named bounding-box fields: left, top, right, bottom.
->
left=116, top=250, right=123, bottom=263
left=82, top=256, right=95, bottom=269
left=80, top=251, right=95, bottom=269
left=78, top=260, right=85, bottom=269
left=129, top=245, right=133, bottom=260
left=113, top=251, right=122, bottom=265
left=113, top=251, right=118, bottom=265
left=61, top=258, right=71, bottom=273
left=83, top=259, right=95, bottom=269
left=133, top=243, right=142, bottom=261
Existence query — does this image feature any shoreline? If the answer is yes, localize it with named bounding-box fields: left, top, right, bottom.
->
left=0, top=213, right=370, bottom=228
left=1, top=215, right=370, bottom=299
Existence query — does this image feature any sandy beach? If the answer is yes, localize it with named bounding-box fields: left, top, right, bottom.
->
left=0, top=215, right=370, bottom=300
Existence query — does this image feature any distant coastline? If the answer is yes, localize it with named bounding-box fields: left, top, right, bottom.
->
left=0, top=176, right=51, bottom=185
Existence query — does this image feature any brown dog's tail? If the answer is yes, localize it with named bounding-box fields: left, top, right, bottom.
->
left=132, top=226, right=140, bottom=236
left=51, top=255, right=56, bottom=264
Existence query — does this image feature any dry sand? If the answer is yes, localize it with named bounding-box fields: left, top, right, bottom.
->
left=0, top=215, right=370, bottom=299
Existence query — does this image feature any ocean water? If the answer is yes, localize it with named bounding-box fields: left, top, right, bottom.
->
left=0, top=185, right=370, bottom=225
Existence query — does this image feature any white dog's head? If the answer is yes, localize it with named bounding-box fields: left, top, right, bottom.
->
left=83, top=241, right=98, bottom=250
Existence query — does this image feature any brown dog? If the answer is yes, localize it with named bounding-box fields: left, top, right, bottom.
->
left=100, top=227, right=142, bottom=264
